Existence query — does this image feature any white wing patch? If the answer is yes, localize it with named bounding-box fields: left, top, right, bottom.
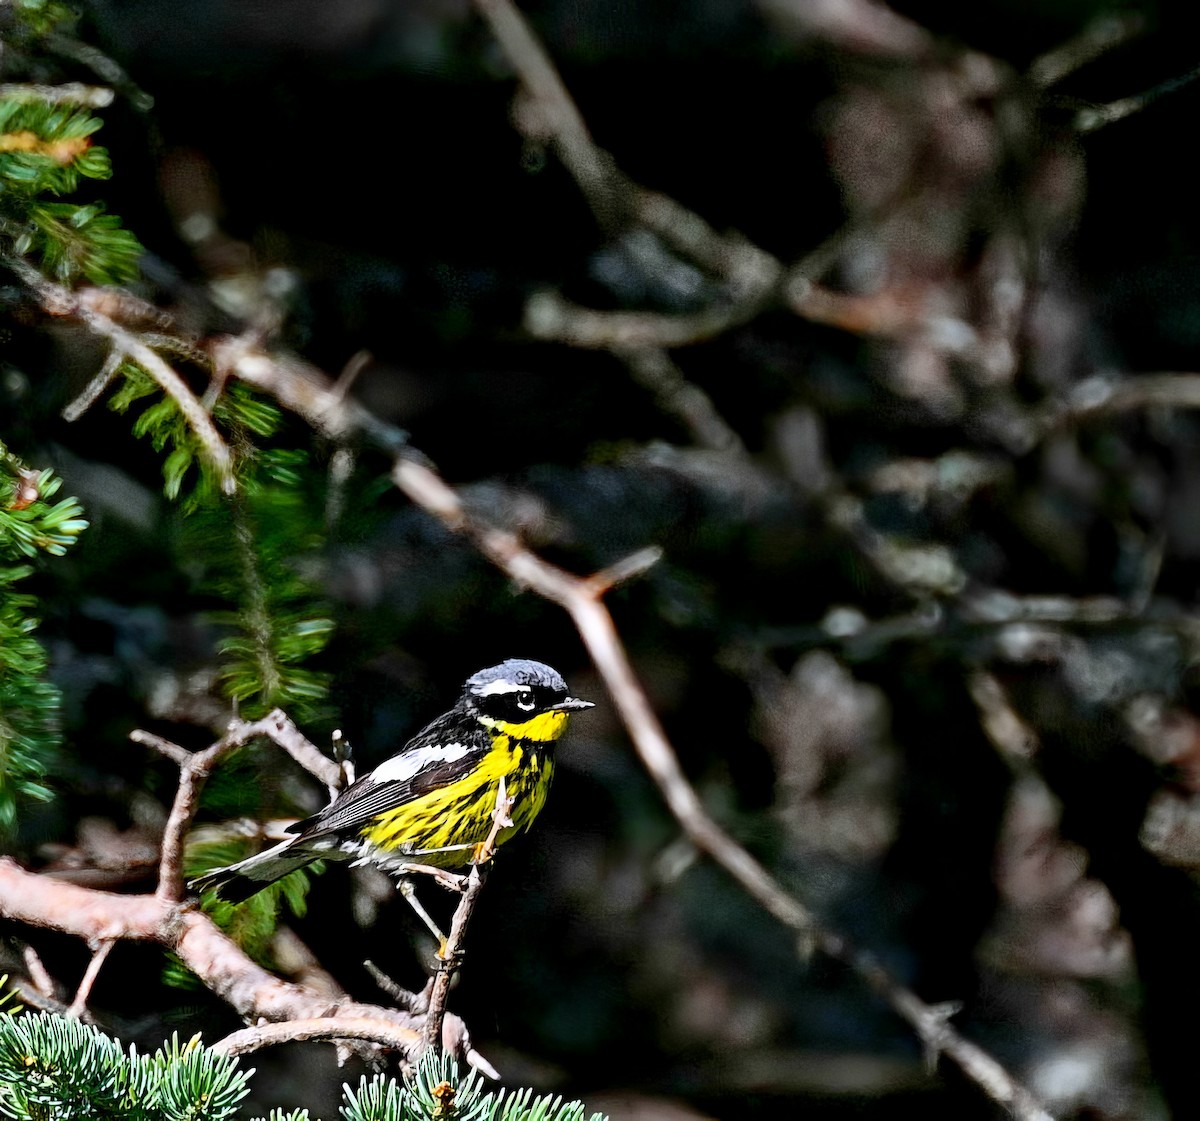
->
left=370, top=742, right=471, bottom=785
left=473, top=679, right=532, bottom=697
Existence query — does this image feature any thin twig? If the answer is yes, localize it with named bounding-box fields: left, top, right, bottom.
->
left=133, top=710, right=343, bottom=902
left=1045, top=373, right=1200, bottom=429
left=67, top=940, right=114, bottom=1018
left=616, top=348, right=746, bottom=454
left=583, top=546, right=664, bottom=597
left=0, top=82, right=114, bottom=106
left=969, top=671, right=1040, bottom=766
left=62, top=347, right=124, bottom=422
left=1075, top=62, right=1200, bottom=132
left=131, top=728, right=191, bottom=766
left=419, top=865, right=488, bottom=1054
left=420, top=782, right=513, bottom=1054
left=210, top=1016, right=420, bottom=1059
left=331, top=350, right=372, bottom=403
left=1027, top=14, right=1145, bottom=88
left=472, top=0, right=627, bottom=229
left=44, top=32, right=154, bottom=112
left=12, top=261, right=235, bottom=492
left=20, top=942, right=58, bottom=1000
left=364, top=960, right=425, bottom=1012
left=259, top=708, right=347, bottom=792
left=524, top=289, right=769, bottom=350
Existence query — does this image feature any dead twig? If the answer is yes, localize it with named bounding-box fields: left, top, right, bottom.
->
left=133, top=709, right=344, bottom=903
left=62, top=348, right=124, bottom=422
left=1027, top=13, right=1145, bottom=88
left=210, top=1015, right=420, bottom=1059
left=0, top=857, right=477, bottom=1065
left=472, top=0, right=627, bottom=229
left=67, top=940, right=114, bottom=1018
left=11, top=260, right=234, bottom=493
left=420, top=781, right=514, bottom=1055
left=365, top=960, right=425, bottom=1013
left=1075, top=62, right=1200, bottom=132
left=0, top=82, right=114, bottom=106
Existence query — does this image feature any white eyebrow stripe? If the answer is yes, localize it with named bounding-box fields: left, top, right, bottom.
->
left=474, top=680, right=531, bottom=696
left=370, top=742, right=470, bottom=784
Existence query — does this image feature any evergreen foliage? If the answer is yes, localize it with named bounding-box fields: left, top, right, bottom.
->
left=0, top=93, right=142, bottom=285
left=0, top=442, right=87, bottom=832
left=0, top=1012, right=252, bottom=1120
left=3, top=0, right=332, bottom=758
left=338, top=1052, right=607, bottom=1121
left=108, top=368, right=334, bottom=719
left=0, top=1013, right=607, bottom=1121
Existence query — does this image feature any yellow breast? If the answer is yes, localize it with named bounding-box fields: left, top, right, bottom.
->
left=360, top=732, right=557, bottom=866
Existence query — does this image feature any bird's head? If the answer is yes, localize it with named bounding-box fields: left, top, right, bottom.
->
left=463, top=659, right=594, bottom=742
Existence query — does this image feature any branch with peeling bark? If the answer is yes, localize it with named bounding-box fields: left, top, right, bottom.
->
left=0, top=705, right=493, bottom=1072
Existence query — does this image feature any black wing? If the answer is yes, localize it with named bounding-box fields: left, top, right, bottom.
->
left=287, top=709, right=490, bottom=840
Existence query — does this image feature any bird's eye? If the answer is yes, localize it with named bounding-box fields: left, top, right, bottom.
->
left=517, top=693, right=536, bottom=711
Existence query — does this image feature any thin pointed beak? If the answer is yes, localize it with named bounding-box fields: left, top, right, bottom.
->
left=550, top=697, right=595, bottom=712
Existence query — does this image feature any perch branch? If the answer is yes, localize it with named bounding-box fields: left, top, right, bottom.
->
left=421, top=781, right=514, bottom=1054
left=210, top=1016, right=420, bottom=1059
left=67, top=939, right=114, bottom=1018
left=0, top=858, right=482, bottom=1066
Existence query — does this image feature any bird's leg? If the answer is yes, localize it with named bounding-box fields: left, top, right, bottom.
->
left=396, top=861, right=468, bottom=893
left=471, top=777, right=516, bottom=866
left=397, top=878, right=450, bottom=951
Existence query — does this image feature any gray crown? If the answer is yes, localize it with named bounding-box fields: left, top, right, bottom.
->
left=465, top=659, right=568, bottom=696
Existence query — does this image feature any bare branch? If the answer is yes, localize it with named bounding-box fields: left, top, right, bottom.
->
left=524, top=290, right=768, bottom=351
left=584, top=546, right=664, bottom=598
left=13, top=261, right=235, bottom=492
left=1075, top=62, right=1200, bottom=133
left=133, top=710, right=343, bottom=902
left=210, top=1015, right=420, bottom=1059
left=257, top=708, right=346, bottom=793
left=1027, top=14, right=1145, bottom=88
left=421, top=781, right=513, bottom=1054
left=0, top=82, right=114, bottom=106
left=20, top=942, right=61, bottom=1001
left=471, top=0, right=627, bottom=229
left=67, top=940, right=114, bottom=1018
left=969, top=671, right=1040, bottom=766
left=364, top=960, right=425, bottom=1012
left=0, top=858, right=466, bottom=1064
left=1044, top=373, right=1200, bottom=429
left=617, top=348, right=746, bottom=454
left=62, top=347, right=124, bottom=422
left=92, top=320, right=235, bottom=494
left=420, top=865, right=489, bottom=1055
left=130, top=728, right=191, bottom=766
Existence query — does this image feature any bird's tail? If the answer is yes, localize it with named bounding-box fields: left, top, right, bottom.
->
left=189, top=837, right=322, bottom=903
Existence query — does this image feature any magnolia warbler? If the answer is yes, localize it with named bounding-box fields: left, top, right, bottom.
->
left=190, top=660, right=594, bottom=921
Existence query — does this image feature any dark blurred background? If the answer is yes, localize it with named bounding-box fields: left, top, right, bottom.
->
left=7, top=0, right=1200, bottom=1117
